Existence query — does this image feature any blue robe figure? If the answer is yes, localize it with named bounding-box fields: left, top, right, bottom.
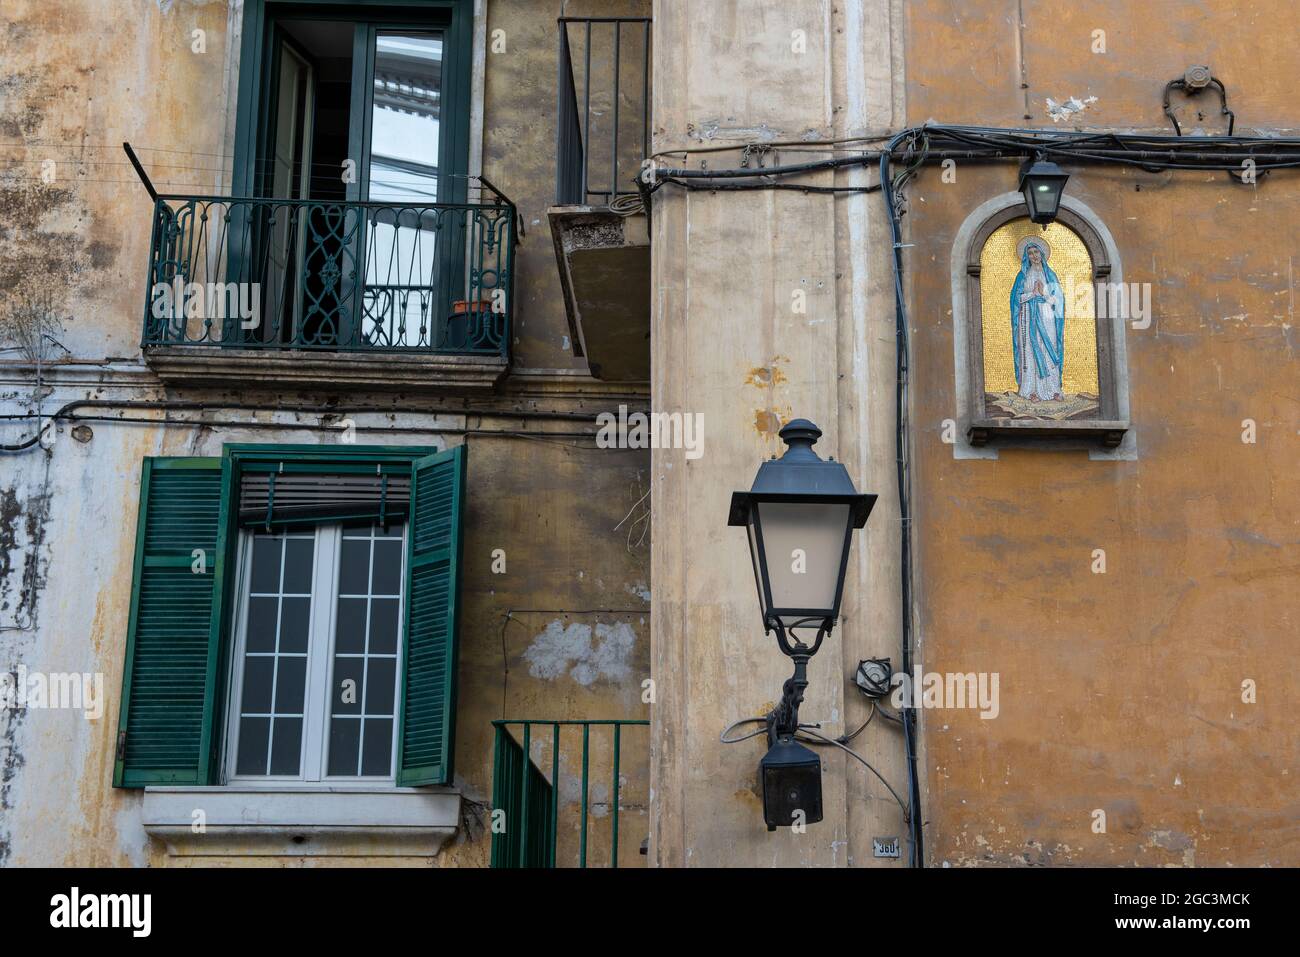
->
left=1008, top=237, right=1065, bottom=402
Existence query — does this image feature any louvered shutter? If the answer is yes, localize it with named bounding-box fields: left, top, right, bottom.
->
left=397, top=445, right=466, bottom=786
left=113, top=457, right=232, bottom=787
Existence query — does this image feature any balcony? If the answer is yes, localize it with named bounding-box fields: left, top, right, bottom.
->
left=549, top=16, right=651, bottom=383
left=490, top=719, right=648, bottom=868
left=140, top=193, right=517, bottom=393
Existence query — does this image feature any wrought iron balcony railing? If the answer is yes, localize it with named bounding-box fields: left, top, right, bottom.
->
left=141, top=195, right=516, bottom=358
left=557, top=17, right=651, bottom=205
left=490, top=719, right=648, bottom=868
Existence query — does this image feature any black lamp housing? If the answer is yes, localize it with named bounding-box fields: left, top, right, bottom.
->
left=1018, top=156, right=1070, bottom=225
left=759, top=737, right=823, bottom=831
left=728, top=419, right=876, bottom=646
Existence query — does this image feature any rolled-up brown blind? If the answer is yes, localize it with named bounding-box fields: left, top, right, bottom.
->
left=238, top=472, right=411, bottom=528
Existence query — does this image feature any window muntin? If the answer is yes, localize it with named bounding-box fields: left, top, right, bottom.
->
left=228, top=521, right=406, bottom=785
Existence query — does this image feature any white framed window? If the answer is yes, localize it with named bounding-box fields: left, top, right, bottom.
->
left=226, top=521, right=407, bottom=786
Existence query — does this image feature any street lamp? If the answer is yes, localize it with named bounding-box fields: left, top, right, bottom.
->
left=728, top=418, right=876, bottom=829
left=1018, top=154, right=1070, bottom=225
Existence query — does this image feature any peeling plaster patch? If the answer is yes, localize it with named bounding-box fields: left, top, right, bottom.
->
left=1045, top=95, right=1098, bottom=123
left=690, top=120, right=785, bottom=142
left=0, top=484, right=51, bottom=625
left=1149, top=828, right=1196, bottom=866
left=524, top=620, right=635, bottom=687
left=155, top=0, right=223, bottom=12
left=625, top=581, right=651, bottom=603
left=0, top=704, right=28, bottom=864
left=1151, top=828, right=1193, bottom=851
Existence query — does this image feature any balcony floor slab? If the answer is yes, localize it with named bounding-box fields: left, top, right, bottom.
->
left=144, top=346, right=509, bottom=394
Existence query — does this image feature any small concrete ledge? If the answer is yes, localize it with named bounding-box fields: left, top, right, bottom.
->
left=144, top=346, right=508, bottom=394
left=142, top=787, right=460, bottom=857
left=967, top=417, right=1129, bottom=449
left=549, top=205, right=650, bottom=382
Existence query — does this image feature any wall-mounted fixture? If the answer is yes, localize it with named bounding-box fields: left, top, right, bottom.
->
left=728, top=419, right=876, bottom=830
left=855, top=657, right=893, bottom=699
left=1162, top=65, right=1234, bottom=136
left=1018, top=155, right=1070, bottom=225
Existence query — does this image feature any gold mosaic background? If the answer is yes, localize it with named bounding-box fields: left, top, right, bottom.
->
left=980, top=218, right=1099, bottom=396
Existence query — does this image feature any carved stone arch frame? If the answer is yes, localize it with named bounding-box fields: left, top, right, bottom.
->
left=950, top=192, right=1133, bottom=459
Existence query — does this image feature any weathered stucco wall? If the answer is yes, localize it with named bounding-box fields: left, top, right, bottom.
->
left=649, top=0, right=910, bottom=867
left=903, top=1, right=1299, bottom=865
left=0, top=0, right=652, bottom=867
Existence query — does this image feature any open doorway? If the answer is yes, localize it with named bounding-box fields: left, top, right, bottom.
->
left=234, top=4, right=466, bottom=351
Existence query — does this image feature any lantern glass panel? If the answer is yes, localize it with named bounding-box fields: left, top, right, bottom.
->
left=1025, top=177, right=1064, bottom=223
left=746, top=515, right=769, bottom=619
left=755, top=501, right=851, bottom=624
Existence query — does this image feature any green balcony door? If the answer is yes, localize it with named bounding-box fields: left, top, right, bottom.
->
left=232, top=2, right=472, bottom=350
left=265, top=35, right=314, bottom=343
left=349, top=28, right=457, bottom=348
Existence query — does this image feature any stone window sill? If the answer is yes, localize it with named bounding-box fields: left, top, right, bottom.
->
left=141, top=786, right=460, bottom=858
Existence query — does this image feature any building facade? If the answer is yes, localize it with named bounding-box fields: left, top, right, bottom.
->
left=1, top=0, right=653, bottom=867
left=1, top=0, right=1295, bottom=868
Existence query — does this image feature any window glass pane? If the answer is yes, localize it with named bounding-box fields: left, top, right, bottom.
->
left=368, top=598, right=399, bottom=655
left=241, top=656, right=275, bottom=714
left=246, top=596, right=279, bottom=653
left=328, top=718, right=361, bottom=777
left=365, top=33, right=444, bottom=349
left=270, top=718, right=304, bottom=775
left=361, top=718, right=394, bottom=776
left=335, top=596, right=367, bottom=654
left=368, top=34, right=442, bottom=204
left=339, top=538, right=370, bottom=594
left=279, top=596, right=311, bottom=653
left=372, top=539, right=403, bottom=595
left=274, top=655, right=307, bottom=713
left=236, top=717, right=270, bottom=776
left=328, top=522, right=404, bottom=777
left=250, top=536, right=283, bottom=593
left=365, top=657, right=396, bottom=715
left=282, top=537, right=315, bottom=594
left=332, top=656, right=364, bottom=716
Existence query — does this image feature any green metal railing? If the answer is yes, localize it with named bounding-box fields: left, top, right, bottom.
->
left=141, top=194, right=515, bottom=357
left=490, top=719, right=647, bottom=869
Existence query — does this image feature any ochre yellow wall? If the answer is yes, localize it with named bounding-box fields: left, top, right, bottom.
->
left=904, top=1, right=1299, bottom=865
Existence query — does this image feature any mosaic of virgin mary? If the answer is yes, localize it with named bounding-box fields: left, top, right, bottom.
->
left=979, top=220, right=1100, bottom=421
left=1010, top=236, right=1065, bottom=402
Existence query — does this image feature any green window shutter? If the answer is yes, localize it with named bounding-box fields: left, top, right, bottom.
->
left=397, top=445, right=466, bottom=786
left=113, top=457, right=232, bottom=788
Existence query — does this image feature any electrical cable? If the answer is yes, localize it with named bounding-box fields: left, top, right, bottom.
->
left=881, top=127, right=925, bottom=869
left=0, top=397, right=629, bottom=453
left=720, top=717, right=769, bottom=744
left=838, top=701, right=876, bottom=743
left=655, top=176, right=880, bottom=196
left=794, top=726, right=910, bottom=823
left=871, top=701, right=904, bottom=725
left=650, top=132, right=894, bottom=160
